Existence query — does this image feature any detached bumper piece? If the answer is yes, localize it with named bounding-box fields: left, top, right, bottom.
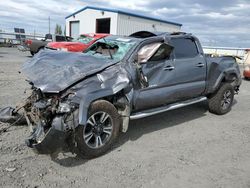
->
left=25, top=120, right=68, bottom=154
left=0, top=106, right=25, bottom=124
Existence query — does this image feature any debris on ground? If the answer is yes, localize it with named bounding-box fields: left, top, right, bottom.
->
left=0, top=107, right=24, bottom=123
left=0, top=107, right=26, bottom=134
left=5, top=167, right=16, bottom=172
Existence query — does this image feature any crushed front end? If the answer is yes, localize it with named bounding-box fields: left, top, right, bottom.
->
left=23, top=87, right=78, bottom=154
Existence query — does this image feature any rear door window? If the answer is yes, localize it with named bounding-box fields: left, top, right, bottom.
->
left=171, top=38, right=199, bottom=59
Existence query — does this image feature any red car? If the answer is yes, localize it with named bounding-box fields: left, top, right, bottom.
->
left=243, top=49, right=250, bottom=79
left=46, top=33, right=109, bottom=52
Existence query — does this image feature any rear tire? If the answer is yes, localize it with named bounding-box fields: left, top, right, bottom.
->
left=208, top=83, right=234, bottom=115
left=75, top=100, right=120, bottom=158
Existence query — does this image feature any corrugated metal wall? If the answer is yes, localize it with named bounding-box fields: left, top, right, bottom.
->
left=66, top=9, right=181, bottom=36
left=117, top=14, right=181, bottom=35
left=66, top=9, right=118, bottom=36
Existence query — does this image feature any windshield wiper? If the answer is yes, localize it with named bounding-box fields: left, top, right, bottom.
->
left=103, top=38, right=113, bottom=59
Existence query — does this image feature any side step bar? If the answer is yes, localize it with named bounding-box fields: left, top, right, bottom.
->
left=130, top=97, right=207, bottom=120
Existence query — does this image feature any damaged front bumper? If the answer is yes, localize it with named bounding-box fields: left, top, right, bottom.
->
left=21, top=87, right=79, bottom=154
left=23, top=92, right=79, bottom=154
left=25, top=121, right=68, bottom=154
left=25, top=117, right=70, bottom=154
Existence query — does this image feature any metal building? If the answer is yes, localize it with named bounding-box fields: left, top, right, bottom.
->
left=65, top=6, right=182, bottom=39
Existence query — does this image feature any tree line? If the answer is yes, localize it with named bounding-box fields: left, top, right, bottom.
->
left=54, top=24, right=66, bottom=35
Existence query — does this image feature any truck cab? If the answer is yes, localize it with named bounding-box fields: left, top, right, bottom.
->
left=25, top=34, right=72, bottom=56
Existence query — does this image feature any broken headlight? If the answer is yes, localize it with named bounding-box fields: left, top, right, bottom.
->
left=57, top=102, right=71, bottom=113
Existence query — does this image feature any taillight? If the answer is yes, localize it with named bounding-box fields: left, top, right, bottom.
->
left=245, top=65, right=250, bottom=71
left=25, top=39, right=32, bottom=46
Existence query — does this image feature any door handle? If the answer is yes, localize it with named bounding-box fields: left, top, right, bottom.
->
left=164, top=65, right=175, bottom=71
left=196, top=62, right=205, bottom=67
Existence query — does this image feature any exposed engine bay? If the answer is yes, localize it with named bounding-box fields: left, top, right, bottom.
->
left=23, top=87, right=79, bottom=154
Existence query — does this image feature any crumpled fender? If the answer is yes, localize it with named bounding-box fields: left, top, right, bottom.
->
left=78, top=83, right=129, bottom=125
left=68, top=63, right=132, bottom=126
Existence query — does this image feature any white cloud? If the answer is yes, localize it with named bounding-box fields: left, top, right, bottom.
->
left=0, top=0, right=86, bottom=33
left=95, top=0, right=151, bottom=11
left=152, top=7, right=180, bottom=16
left=203, top=12, right=237, bottom=19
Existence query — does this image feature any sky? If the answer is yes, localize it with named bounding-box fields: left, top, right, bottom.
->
left=0, top=0, right=249, bottom=47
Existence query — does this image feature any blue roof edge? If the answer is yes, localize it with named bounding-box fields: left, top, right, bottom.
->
left=65, top=6, right=182, bottom=27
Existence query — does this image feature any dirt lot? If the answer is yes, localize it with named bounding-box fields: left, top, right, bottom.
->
left=0, top=47, right=250, bottom=188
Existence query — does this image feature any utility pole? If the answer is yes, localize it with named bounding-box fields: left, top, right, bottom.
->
left=48, top=16, right=51, bottom=34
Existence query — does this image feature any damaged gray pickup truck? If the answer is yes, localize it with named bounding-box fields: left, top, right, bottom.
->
left=21, top=31, right=241, bottom=158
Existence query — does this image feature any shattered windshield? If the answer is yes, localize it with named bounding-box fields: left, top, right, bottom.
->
left=74, top=35, right=94, bottom=44
left=84, top=38, right=136, bottom=61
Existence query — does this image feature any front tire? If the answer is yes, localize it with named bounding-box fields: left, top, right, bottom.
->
left=208, top=83, right=234, bottom=115
left=75, top=100, right=120, bottom=158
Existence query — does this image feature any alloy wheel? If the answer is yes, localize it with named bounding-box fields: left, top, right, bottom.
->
left=221, top=90, right=232, bottom=110
left=83, top=111, right=113, bottom=149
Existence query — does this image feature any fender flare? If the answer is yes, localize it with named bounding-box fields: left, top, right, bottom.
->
left=212, top=68, right=239, bottom=92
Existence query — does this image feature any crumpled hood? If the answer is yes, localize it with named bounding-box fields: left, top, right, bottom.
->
left=22, top=50, right=117, bottom=93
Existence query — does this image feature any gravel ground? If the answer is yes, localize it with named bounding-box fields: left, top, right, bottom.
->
left=0, top=47, right=250, bottom=188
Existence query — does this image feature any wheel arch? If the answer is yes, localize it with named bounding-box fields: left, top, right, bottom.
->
left=78, top=87, right=131, bottom=128
left=209, top=69, right=239, bottom=94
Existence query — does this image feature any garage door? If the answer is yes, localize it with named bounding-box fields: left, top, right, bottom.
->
left=70, top=21, right=80, bottom=39
left=96, top=18, right=110, bottom=34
